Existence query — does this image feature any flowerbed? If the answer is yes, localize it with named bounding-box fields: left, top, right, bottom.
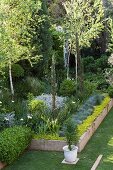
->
left=30, top=96, right=112, bottom=152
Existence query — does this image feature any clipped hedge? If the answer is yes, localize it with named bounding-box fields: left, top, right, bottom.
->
left=77, top=96, right=110, bottom=137
left=0, top=126, right=32, bottom=164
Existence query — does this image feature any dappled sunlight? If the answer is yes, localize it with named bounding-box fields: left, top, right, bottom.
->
left=107, top=137, right=113, bottom=147
left=103, top=154, right=113, bottom=164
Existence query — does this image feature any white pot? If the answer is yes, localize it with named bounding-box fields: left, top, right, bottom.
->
left=63, top=145, right=78, bottom=163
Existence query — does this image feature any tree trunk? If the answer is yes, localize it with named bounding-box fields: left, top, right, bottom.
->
left=75, top=33, right=84, bottom=92
left=51, top=53, right=56, bottom=114
left=67, top=51, right=70, bottom=79
left=74, top=53, right=78, bottom=84
left=99, top=0, right=108, bottom=53
left=9, top=61, right=14, bottom=100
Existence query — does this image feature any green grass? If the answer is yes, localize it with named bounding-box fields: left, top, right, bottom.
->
left=4, top=108, right=113, bottom=170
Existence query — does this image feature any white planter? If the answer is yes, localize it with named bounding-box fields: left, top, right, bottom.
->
left=63, top=145, right=78, bottom=162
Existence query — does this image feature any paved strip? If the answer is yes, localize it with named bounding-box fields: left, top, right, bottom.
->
left=91, top=155, right=103, bottom=170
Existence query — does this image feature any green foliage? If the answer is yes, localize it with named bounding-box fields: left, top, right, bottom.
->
left=108, top=18, right=113, bottom=52
left=26, top=77, right=45, bottom=96
left=59, top=79, right=76, bottom=96
left=83, top=56, right=95, bottom=73
left=0, top=88, right=13, bottom=113
left=33, top=133, right=65, bottom=141
left=65, top=119, right=77, bottom=150
left=70, top=94, right=104, bottom=129
left=28, top=99, right=46, bottom=115
left=14, top=80, right=31, bottom=99
left=63, top=0, right=104, bottom=51
left=0, top=126, right=32, bottom=164
left=0, top=0, right=41, bottom=69
left=57, top=106, right=70, bottom=126
left=12, top=64, right=24, bottom=78
left=83, top=55, right=109, bottom=73
left=57, top=97, right=81, bottom=126
left=108, top=86, right=113, bottom=98
left=84, top=73, right=109, bottom=92
left=77, top=96, right=110, bottom=138
left=14, top=77, right=46, bottom=99
left=37, top=115, right=60, bottom=135
left=76, top=81, right=98, bottom=102
left=83, top=80, right=98, bottom=98
left=37, top=0, right=53, bottom=75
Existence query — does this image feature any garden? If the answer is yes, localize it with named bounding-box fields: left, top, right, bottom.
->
left=1, top=0, right=113, bottom=169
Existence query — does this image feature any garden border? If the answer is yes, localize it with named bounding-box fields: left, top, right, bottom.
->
left=29, top=99, right=113, bottom=152
left=0, top=162, right=6, bottom=170
left=1, top=100, right=112, bottom=170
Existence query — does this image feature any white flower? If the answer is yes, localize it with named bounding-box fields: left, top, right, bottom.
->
left=27, top=115, right=32, bottom=119
left=12, top=100, right=14, bottom=103
left=0, top=101, right=2, bottom=104
left=20, top=118, right=24, bottom=121
left=56, top=26, right=63, bottom=32
left=72, top=101, right=76, bottom=104
left=4, top=117, right=9, bottom=121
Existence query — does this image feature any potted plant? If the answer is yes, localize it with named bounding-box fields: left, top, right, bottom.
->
left=63, top=119, right=78, bottom=163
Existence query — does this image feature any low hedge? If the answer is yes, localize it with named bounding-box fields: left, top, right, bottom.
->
left=33, top=134, right=65, bottom=140
left=77, top=96, right=110, bottom=137
left=0, top=126, right=32, bottom=164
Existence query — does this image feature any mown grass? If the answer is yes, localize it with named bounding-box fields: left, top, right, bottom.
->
left=4, top=108, right=113, bottom=170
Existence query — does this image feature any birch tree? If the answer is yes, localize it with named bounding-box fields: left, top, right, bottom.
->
left=0, top=0, right=41, bottom=99
left=63, top=0, right=104, bottom=91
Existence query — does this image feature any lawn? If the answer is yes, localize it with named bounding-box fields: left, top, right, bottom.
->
left=4, top=108, right=113, bottom=170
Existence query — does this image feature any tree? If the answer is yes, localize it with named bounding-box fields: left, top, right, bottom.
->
left=0, top=0, right=41, bottom=99
left=38, top=0, right=53, bottom=75
left=51, top=52, right=56, bottom=114
left=63, top=0, right=104, bottom=91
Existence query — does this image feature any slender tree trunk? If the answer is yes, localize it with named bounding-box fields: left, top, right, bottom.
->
left=75, top=33, right=83, bottom=91
left=67, top=51, right=70, bottom=80
left=9, top=61, right=14, bottom=100
left=51, top=53, right=56, bottom=114
left=99, top=0, right=108, bottom=53
left=74, top=53, right=78, bottom=84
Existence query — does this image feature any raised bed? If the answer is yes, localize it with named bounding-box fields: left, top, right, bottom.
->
left=29, top=99, right=113, bottom=152
left=0, top=162, right=6, bottom=170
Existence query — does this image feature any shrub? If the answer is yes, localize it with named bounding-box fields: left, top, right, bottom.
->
left=0, top=126, right=32, bottom=164
left=59, top=79, right=76, bottom=96
left=83, top=56, right=95, bottom=73
left=57, top=98, right=80, bottom=126
left=64, top=119, right=77, bottom=150
left=12, top=64, right=24, bottom=78
left=26, top=77, right=45, bottom=96
left=65, top=97, right=80, bottom=113
left=83, top=81, right=97, bottom=98
left=15, top=79, right=31, bottom=99
left=28, top=99, right=47, bottom=115
left=57, top=105, right=70, bottom=126
left=108, top=86, right=113, bottom=98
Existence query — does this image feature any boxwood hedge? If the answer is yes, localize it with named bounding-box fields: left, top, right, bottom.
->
left=0, top=126, right=32, bottom=164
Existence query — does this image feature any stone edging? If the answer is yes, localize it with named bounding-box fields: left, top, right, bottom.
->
left=29, top=99, right=113, bottom=152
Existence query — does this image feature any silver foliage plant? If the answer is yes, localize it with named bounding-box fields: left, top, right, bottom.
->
left=36, top=94, right=66, bottom=110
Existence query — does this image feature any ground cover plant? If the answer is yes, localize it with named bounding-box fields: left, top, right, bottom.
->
left=4, top=108, right=113, bottom=170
